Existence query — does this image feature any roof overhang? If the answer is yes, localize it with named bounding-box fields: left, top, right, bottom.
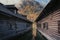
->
left=36, top=0, right=60, bottom=22
left=0, top=3, right=32, bottom=23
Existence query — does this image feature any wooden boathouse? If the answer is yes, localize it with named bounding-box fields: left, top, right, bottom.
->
left=36, top=0, right=60, bottom=40
left=0, top=3, right=32, bottom=40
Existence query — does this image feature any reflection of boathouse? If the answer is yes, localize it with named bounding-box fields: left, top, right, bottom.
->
left=36, top=0, right=60, bottom=40
left=0, top=3, right=32, bottom=40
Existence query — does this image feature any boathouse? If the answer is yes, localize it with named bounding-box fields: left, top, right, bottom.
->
left=36, top=0, right=60, bottom=40
left=0, top=3, right=32, bottom=40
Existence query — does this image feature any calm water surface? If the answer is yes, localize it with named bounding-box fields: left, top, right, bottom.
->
left=8, top=31, right=47, bottom=40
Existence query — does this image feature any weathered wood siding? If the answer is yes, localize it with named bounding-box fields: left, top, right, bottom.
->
left=38, top=9, right=60, bottom=38
left=38, top=9, right=60, bottom=33
left=0, top=14, right=31, bottom=39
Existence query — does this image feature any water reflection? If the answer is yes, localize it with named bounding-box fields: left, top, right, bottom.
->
left=7, top=30, right=47, bottom=40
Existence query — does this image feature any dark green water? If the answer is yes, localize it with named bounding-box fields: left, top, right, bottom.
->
left=36, top=31, right=47, bottom=40
left=7, top=30, right=47, bottom=40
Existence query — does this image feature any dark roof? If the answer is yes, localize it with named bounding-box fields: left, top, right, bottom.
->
left=0, top=3, right=32, bottom=23
left=5, top=5, right=17, bottom=9
left=36, top=0, right=60, bottom=22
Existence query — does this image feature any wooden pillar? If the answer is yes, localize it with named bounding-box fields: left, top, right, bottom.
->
left=32, top=22, right=37, bottom=40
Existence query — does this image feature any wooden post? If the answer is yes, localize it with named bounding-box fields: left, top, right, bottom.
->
left=32, top=22, right=37, bottom=40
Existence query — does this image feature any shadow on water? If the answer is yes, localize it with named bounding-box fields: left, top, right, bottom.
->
left=35, top=31, right=48, bottom=40
left=6, top=30, right=47, bottom=40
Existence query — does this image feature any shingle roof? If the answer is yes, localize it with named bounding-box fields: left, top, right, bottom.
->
left=5, top=5, right=17, bottom=9
left=0, top=3, right=32, bottom=23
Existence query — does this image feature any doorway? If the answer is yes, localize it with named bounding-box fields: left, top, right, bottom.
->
left=58, top=21, right=60, bottom=33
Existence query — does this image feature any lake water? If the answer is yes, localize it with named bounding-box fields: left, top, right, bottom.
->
left=7, top=30, right=47, bottom=40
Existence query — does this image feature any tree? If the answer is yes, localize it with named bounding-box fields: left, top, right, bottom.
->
left=15, top=0, right=43, bottom=22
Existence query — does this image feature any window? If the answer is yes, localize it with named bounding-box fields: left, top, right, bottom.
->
left=37, top=23, right=41, bottom=28
left=26, top=24, right=29, bottom=27
left=9, top=23, right=13, bottom=30
left=43, top=22, right=48, bottom=30
left=7, top=21, right=13, bottom=30
left=58, top=21, right=60, bottom=33
left=43, top=23, right=45, bottom=29
left=15, top=23, right=17, bottom=29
